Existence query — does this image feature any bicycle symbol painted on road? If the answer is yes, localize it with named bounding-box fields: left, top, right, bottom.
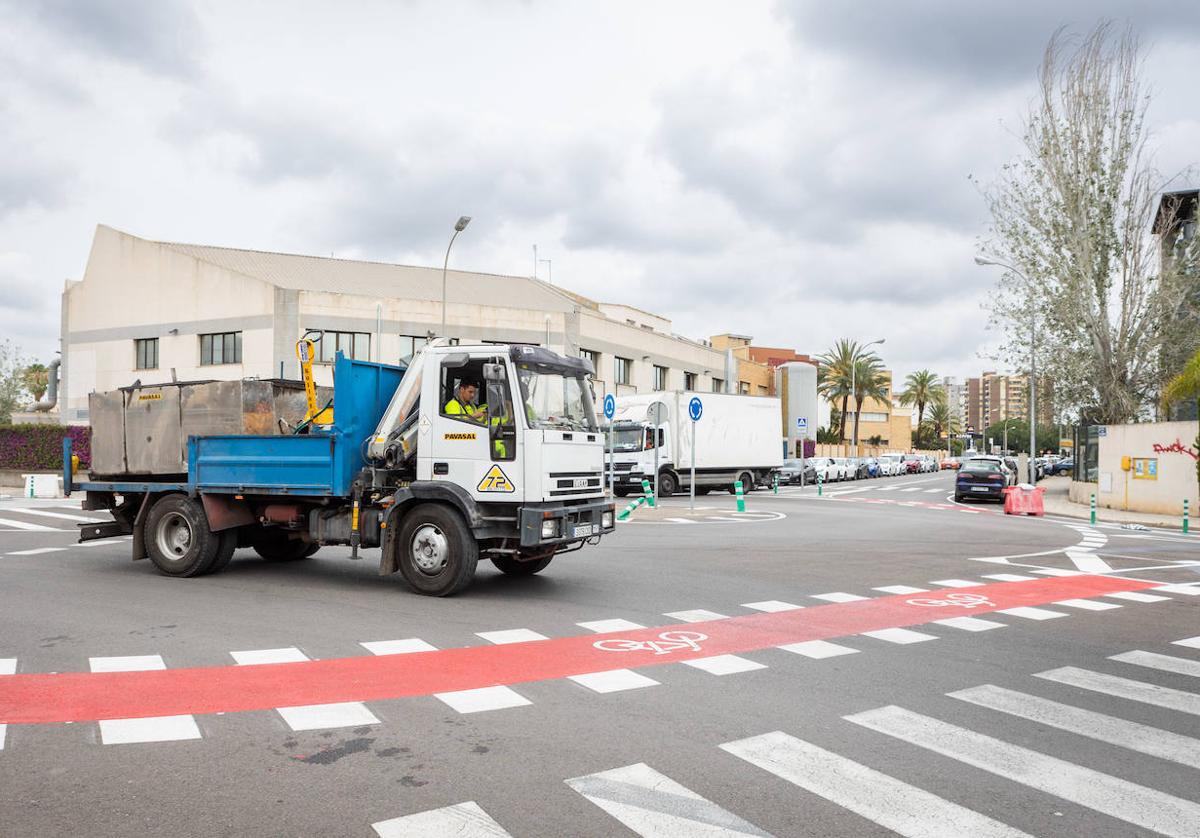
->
left=593, top=631, right=707, bottom=655
left=906, top=593, right=994, bottom=609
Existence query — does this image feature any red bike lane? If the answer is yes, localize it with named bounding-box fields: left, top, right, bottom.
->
left=0, top=574, right=1157, bottom=725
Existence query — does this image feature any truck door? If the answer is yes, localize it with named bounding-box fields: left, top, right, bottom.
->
left=428, top=353, right=522, bottom=502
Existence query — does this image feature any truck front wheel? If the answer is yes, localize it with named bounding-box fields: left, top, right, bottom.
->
left=396, top=503, right=478, bottom=596
left=492, top=550, right=554, bottom=576
left=145, top=494, right=223, bottom=578
left=657, top=472, right=678, bottom=497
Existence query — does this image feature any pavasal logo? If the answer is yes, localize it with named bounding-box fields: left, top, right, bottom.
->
left=443, top=432, right=477, bottom=441
left=477, top=464, right=516, bottom=493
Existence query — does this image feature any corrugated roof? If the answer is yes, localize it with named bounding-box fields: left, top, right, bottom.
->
left=154, top=237, right=585, bottom=312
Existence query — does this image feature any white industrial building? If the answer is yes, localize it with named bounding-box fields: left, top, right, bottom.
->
left=59, top=226, right=752, bottom=423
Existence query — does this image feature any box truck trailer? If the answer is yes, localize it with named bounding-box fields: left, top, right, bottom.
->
left=606, top=391, right=783, bottom=496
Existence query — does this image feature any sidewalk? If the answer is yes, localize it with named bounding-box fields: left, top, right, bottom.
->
left=1039, top=476, right=1190, bottom=531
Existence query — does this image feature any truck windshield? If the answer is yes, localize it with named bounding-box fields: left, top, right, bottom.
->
left=516, top=364, right=598, bottom=432
left=607, top=426, right=645, bottom=452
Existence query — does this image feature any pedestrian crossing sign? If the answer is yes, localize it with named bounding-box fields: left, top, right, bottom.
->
left=477, top=464, right=516, bottom=493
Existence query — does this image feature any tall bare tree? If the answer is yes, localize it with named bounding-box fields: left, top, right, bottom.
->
left=978, top=23, right=1199, bottom=424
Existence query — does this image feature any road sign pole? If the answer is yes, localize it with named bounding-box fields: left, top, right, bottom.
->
left=603, top=393, right=616, bottom=500
left=653, top=422, right=660, bottom=505
left=690, top=418, right=697, bottom=512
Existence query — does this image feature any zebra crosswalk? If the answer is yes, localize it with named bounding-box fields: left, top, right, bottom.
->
left=372, top=637, right=1200, bottom=837
left=0, top=502, right=104, bottom=533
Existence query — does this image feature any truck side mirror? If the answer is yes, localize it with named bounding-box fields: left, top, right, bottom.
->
left=483, top=363, right=505, bottom=382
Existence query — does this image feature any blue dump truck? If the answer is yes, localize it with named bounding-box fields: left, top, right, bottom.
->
left=66, top=340, right=615, bottom=596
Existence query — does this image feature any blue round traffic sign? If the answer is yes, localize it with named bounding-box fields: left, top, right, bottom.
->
left=688, top=396, right=703, bottom=421
left=603, top=393, right=615, bottom=420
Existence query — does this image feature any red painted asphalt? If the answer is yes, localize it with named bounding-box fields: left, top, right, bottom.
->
left=0, top=575, right=1158, bottom=725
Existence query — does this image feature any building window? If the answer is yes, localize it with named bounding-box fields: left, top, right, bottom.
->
left=711, top=378, right=724, bottom=393
left=314, top=330, right=370, bottom=363
left=684, top=372, right=697, bottom=390
left=653, top=365, right=668, bottom=390
left=860, top=412, right=888, bottom=423
left=134, top=338, right=158, bottom=370
left=739, top=381, right=750, bottom=395
left=398, top=334, right=427, bottom=361
left=614, top=356, right=631, bottom=385
left=757, top=385, right=768, bottom=396
left=580, top=348, right=601, bottom=374
left=200, top=331, right=242, bottom=365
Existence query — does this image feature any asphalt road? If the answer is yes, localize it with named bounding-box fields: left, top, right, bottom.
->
left=2, top=471, right=1199, bottom=837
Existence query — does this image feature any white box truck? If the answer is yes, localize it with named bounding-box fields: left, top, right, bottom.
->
left=606, top=391, right=783, bottom=496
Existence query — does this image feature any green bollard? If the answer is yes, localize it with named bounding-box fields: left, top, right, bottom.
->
left=1185, top=498, right=1190, bottom=534
left=817, top=471, right=823, bottom=497
left=1090, top=492, right=1096, bottom=526
left=773, top=473, right=778, bottom=495
left=617, top=495, right=646, bottom=521
left=641, top=478, right=655, bottom=509
left=735, top=480, right=746, bottom=512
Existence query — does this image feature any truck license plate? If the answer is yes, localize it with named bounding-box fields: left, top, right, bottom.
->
left=573, top=524, right=595, bottom=537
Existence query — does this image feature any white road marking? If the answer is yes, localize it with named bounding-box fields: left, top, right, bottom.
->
left=662, top=517, right=696, bottom=524
left=722, top=730, right=1031, bottom=838
left=778, top=640, right=859, bottom=659
left=1109, top=650, right=1200, bottom=679
left=682, top=654, right=767, bottom=676
left=1064, top=551, right=1113, bottom=573
left=982, top=574, right=1038, bottom=582
left=360, top=638, right=437, bottom=655
left=1054, top=598, right=1121, bottom=611
left=932, top=616, right=1007, bottom=632
left=930, top=579, right=981, bottom=588
left=1155, top=584, right=1200, bottom=596
left=566, top=762, right=773, bottom=837
left=1174, top=636, right=1200, bottom=649
left=578, top=619, right=646, bottom=633
left=847, top=704, right=1200, bottom=838
left=276, top=701, right=380, bottom=731
left=12, top=508, right=105, bottom=523
left=0, top=658, right=15, bottom=675
left=900, top=487, right=922, bottom=492
left=0, top=724, right=5, bottom=750
left=741, top=600, right=803, bottom=612
left=996, top=606, right=1067, bottom=621
left=810, top=592, right=869, bottom=603
left=435, top=685, right=531, bottom=714
left=568, top=669, right=660, bottom=693
left=860, top=628, right=938, bottom=645
left=0, top=517, right=58, bottom=532
left=230, top=647, right=310, bottom=665
left=5, top=547, right=67, bottom=556
left=372, top=801, right=513, bottom=838
left=1035, top=667, right=1200, bottom=716
left=950, top=683, right=1200, bottom=770
left=1103, top=591, right=1170, bottom=603
left=476, top=628, right=549, bottom=645
left=98, top=715, right=202, bottom=745
left=79, top=539, right=125, bottom=547
left=873, top=585, right=928, bottom=595
left=663, top=609, right=727, bottom=623
left=1030, top=568, right=1087, bottom=577
left=89, top=655, right=165, bottom=672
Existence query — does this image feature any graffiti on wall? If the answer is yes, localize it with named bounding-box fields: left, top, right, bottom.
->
left=1152, top=439, right=1200, bottom=461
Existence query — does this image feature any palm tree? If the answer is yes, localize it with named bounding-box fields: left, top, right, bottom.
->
left=898, top=369, right=944, bottom=426
left=926, top=400, right=961, bottom=445
left=851, top=357, right=890, bottom=449
left=817, top=340, right=858, bottom=444
left=1162, top=348, right=1200, bottom=490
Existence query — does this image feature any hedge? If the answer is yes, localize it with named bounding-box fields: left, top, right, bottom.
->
left=0, top=424, right=91, bottom=470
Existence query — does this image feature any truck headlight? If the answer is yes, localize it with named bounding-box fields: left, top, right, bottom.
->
left=541, top=519, right=560, bottom=539
left=601, top=511, right=613, bottom=529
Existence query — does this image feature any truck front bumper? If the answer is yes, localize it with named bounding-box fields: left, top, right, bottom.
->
left=519, top=499, right=616, bottom=547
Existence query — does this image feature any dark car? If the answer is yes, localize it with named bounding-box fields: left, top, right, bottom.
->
left=955, top=457, right=1010, bottom=502
left=1049, top=458, right=1074, bottom=476
left=778, top=458, right=815, bottom=485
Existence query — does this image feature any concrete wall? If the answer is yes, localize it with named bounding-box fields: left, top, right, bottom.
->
left=1092, top=420, right=1199, bottom=515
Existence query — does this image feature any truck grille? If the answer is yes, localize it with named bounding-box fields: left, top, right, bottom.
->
left=613, top=462, right=636, bottom=472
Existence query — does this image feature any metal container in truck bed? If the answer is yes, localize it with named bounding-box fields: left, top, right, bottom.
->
left=89, top=378, right=331, bottom=477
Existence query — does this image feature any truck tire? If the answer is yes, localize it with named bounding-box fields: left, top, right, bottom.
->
left=145, top=494, right=223, bottom=578
left=396, top=503, right=478, bottom=596
left=492, top=551, right=554, bottom=576
left=207, top=530, right=239, bottom=574
left=251, top=527, right=315, bottom=561
left=728, top=471, right=754, bottom=494
left=658, top=472, right=678, bottom=497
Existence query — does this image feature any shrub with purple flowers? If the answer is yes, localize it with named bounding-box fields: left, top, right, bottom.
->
left=0, top=425, right=91, bottom=470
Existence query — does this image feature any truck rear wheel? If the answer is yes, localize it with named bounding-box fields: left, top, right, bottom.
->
left=207, top=530, right=239, bottom=574
left=396, top=503, right=478, bottom=596
left=251, top=527, right=315, bottom=561
left=492, top=551, right=554, bottom=576
left=145, top=494, right=223, bottom=578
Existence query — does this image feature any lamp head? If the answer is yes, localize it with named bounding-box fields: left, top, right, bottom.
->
left=455, top=216, right=472, bottom=232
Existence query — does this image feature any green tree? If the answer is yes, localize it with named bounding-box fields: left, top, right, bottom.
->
left=1161, top=347, right=1200, bottom=491
left=926, top=401, right=961, bottom=443
left=850, top=356, right=890, bottom=449
left=0, top=340, right=30, bottom=424
left=897, top=369, right=944, bottom=426
left=22, top=363, right=48, bottom=403
left=816, top=340, right=856, bottom=443
left=982, top=419, right=1059, bottom=455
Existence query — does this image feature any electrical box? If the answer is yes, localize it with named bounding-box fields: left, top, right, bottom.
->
left=1120, top=455, right=1131, bottom=471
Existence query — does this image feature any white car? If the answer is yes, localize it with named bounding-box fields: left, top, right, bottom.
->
left=807, top=457, right=838, bottom=483
left=876, top=454, right=902, bottom=476
left=832, top=457, right=855, bottom=480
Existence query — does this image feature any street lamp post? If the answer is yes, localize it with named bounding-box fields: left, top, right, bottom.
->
left=441, top=216, right=472, bottom=337
left=850, top=338, right=886, bottom=458
left=975, top=256, right=1037, bottom=484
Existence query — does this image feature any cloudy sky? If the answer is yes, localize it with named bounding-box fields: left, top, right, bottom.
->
left=2, top=1, right=1198, bottom=384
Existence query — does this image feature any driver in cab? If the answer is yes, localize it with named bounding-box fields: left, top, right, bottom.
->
left=444, top=380, right=485, bottom=422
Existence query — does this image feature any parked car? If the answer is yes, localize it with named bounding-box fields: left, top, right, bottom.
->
left=861, top=457, right=881, bottom=478
left=832, top=457, right=855, bottom=480
left=877, top=454, right=903, bottom=476
left=954, top=456, right=1012, bottom=502
left=779, top=458, right=815, bottom=484
left=1048, top=458, right=1074, bottom=476
left=902, top=454, right=923, bottom=474
left=808, top=457, right=838, bottom=483
left=920, top=456, right=938, bottom=473
left=853, top=457, right=872, bottom=479
left=940, top=457, right=960, bottom=470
